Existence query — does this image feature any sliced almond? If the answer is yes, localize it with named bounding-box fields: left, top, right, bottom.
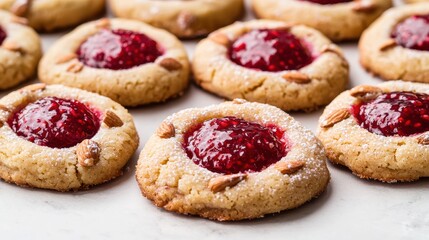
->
left=321, top=44, right=347, bottom=59
left=0, top=104, right=10, bottom=112
left=95, top=18, right=110, bottom=29
left=282, top=71, right=311, bottom=84
left=349, top=85, right=383, bottom=101
left=177, top=11, right=196, bottom=30
left=11, top=0, right=31, bottom=17
left=417, top=133, right=429, bottom=145
left=2, top=41, right=22, bottom=52
left=352, top=1, right=376, bottom=12
left=208, top=174, right=247, bottom=193
left=232, top=98, right=247, bottom=104
left=157, top=122, right=175, bottom=139
left=10, top=16, right=28, bottom=25
left=321, top=108, right=350, bottom=128
left=103, top=110, right=123, bottom=128
left=379, top=39, right=397, bottom=51
left=275, top=160, right=305, bottom=174
left=159, top=58, right=182, bottom=71
left=19, top=83, right=46, bottom=93
left=235, top=25, right=250, bottom=37
left=321, top=44, right=349, bottom=67
left=67, top=61, right=84, bottom=73
left=77, top=139, right=101, bottom=167
left=56, top=53, right=77, bottom=64
left=274, top=23, right=295, bottom=31
left=208, top=32, right=231, bottom=46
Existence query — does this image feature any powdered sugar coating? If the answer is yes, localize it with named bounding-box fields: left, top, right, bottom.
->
left=136, top=100, right=330, bottom=221
left=39, top=18, right=190, bottom=107
left=0, top=84, right=139, bottom=191
left=192, top=20, right=349, bottom=111
left=317, top=81, right=429, bottom=182
left=359, top=3, right=429, bottom=83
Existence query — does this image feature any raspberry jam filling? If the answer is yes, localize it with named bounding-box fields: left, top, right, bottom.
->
left=300, top=0, right=352, bottom=5
left=8, top=97, right=101, bottom=148
left=229, top=29, right=314, bottom=72
left=351, top=92, right=429, bottom=137
left=0, top=26, right=6, bottom=45
left=183, top=116, right=289, bottom=174
left=391, top=14, right=429, bottom=51
left=77, top=29, right=164, bottom=70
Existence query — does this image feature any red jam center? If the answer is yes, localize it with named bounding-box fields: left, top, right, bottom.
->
left=351, top=92, right=429, bottom=137
left=77, top=29, right=164, bottom=70
left=0, top=26, right=6, bottom=45
left=8, top=97, right=101, bottom=148
left=300, top=0, right=352, bottom=5
left=229, top=29, right=313, bottom=72
left=391, top=14, right=429, bottom=51
left=183, top=116, right=289, bottom=174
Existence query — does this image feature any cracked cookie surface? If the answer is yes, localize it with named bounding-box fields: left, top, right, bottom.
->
left=136, top=100, right=330, bottom=221
left=317, top=81, right=429, bottom=182
left=38, top=18, right=190, bottom=107
left=109, top=0, right=244, bottom=38
left=0, top=10, right=41, bottom=90
left=252, top=0, right=392, bottom=42
left=0, top=0, right=105, bottom=32
left=0, top=84, right=139, bottom=191
left=359, top=3, right=429, bottom=83
left=192, top=20, right=349, bottom=112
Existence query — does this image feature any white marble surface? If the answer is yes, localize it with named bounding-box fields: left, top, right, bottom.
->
left=1, top=1, right=428, bottom=239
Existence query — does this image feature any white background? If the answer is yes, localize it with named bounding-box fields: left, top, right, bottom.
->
left=0, top=0, right=428, bottom=239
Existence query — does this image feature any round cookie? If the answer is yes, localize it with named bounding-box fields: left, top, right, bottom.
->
left=0, top=10, right=41, bottom=90
left=359, top=3, right=429, bottom=83
left=252, top=0, right=392, bottom=42
left=0, top=83, right=139, bottom=191
left=38, top=18, right=190, bottom=107
left=0, top=0, right=105, bottom=32
left=192, top=20, right=349, bottom=112
left=136, top=100, right=330, bottom=221
left=109, top=0, right=244, bottom=38
left=317, top=81, right=429, bottom=183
